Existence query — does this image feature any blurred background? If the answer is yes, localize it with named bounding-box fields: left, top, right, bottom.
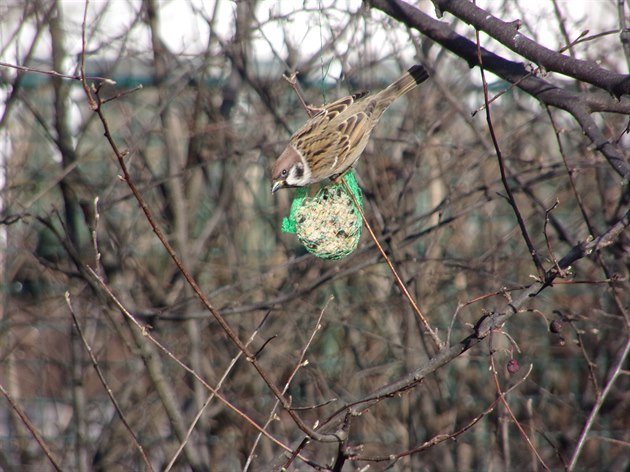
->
left=1, top=1, right=629, bottom=470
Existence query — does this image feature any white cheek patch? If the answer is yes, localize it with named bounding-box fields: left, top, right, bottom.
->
left=287, top=146, right=312, bottom=186
left=302, top=164, right=313, bottom=183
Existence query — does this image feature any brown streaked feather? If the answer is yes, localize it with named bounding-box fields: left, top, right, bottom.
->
left=316, top=91, right=369, bottom=119
left=290, top=94, right=374, bottom=178
left=297, top=91, right=370, bottom=133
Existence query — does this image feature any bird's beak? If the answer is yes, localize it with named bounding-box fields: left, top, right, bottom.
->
left=271, top=180, right=284, bottom=194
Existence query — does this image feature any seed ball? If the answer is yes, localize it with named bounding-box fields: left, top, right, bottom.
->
left=294, top=185, right=362, bottom=259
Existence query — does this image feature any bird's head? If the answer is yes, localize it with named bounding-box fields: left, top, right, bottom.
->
left=271, top=146, right=311, bottom=193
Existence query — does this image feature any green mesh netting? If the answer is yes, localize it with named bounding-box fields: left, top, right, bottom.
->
left=281, top=172, right=363, bottom=260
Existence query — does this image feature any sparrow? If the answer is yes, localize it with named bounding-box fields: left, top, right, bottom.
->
left=271, top=64, right=429, bottom=193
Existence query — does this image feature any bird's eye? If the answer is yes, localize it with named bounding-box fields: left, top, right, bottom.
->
left=281, top=169, right=288, bottom=177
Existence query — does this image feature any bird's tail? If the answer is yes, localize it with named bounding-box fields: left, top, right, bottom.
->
left=373, top=64, right=429, bottom=111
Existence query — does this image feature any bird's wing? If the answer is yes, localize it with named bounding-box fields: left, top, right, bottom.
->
left=289, top=92, right=375, bottom=179
left=313, top=91, right=369, bottom=121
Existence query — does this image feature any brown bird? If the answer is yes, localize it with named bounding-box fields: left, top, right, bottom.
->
left=271, top=64, right=429, bottom=193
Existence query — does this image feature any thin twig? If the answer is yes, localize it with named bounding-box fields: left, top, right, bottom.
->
left=0, top=60, right=115, bottom=85
left=283, top=72, right=323, bottom=118
left=568, top=335, right=630, bottom=470
left=341, top=179, right=442, bottom=349
left=80, top=0, right=97, bottom=112
left=565, top=315, right=600, bottom=395
left=65, top=292, right=154, bottom=471
left=473, top=14, right=546, bottom=280
left=545, top=106, right=595, bottom=235
left=543, top=199, right=566, bottom=277
left=101, top=84, right=144, bottom=104
left=0, top=382, right=63, bottom=471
